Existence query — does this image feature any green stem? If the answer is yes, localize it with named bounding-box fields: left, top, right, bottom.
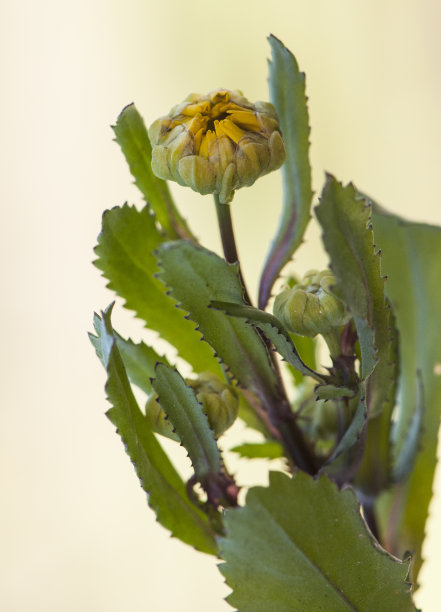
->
left=322, top=330, right=342, bottom=360
left=214, top=194, right=252, bottom=306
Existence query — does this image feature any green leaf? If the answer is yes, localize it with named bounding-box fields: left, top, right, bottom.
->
left=211, top=301, right=326, bottom=384
left=90, top=304, right=217, bottom=555
left=113, top=104, right=195, bottom=240
left=94, top=204, right=221, bottom=376
left=90, top=312, right=170, bottom=396
left=219, top=471, right=415, bottom=612
left=258, top=36, right=313, bottom=310
left=286, top=333, right=317, bottom=386
left=370, top=209, right=441, bottom=579
left=391, top=372, right=424, bottom=484
left=230, top=441, right=284, bottom=460
left=151, top=364, right=221, bottom=480
left=155, top=242, right=279, bottom=402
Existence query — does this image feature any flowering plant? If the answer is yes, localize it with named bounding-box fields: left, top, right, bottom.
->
left=90, top=35, right=441, bottom=610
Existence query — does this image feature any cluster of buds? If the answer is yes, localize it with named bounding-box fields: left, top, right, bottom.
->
left=273, top=270, right=350, bottom=353
left=146, top=372, right=239, bottom=440
left=148, top=89, right=286, bottom=203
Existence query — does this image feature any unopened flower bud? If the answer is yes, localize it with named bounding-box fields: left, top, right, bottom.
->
left=273, top=270, right=350, bottom=338
left=145, top=372, right=239, bottom=440
left=148, top=89, right=285, bottom=203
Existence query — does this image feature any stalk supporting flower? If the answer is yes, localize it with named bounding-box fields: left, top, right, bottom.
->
left=148, top=89, right=286, bottom=203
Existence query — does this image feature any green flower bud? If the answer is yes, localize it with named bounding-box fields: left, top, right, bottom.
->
left=145, top=372, right=239, bottom=440
left=273, top=270, right=350, bottom=338
left=148, top=89, right=285, bottom=203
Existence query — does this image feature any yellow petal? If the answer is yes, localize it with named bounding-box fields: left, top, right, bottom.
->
left=219, top=118, right=244, bottom=144
left=227, top=110, right=260, bottom=131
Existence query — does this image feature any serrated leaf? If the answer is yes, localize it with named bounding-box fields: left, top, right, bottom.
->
left=370, top=210, right=441, bottom=579
left=230, top=441, right=284, bottom=460
left=259, top=36, right=313, bottom=310
left=151, top=364, right=221, bottom=480
left=90, top=304, right=217, bottom=555
left=155, top=242, right=279, bottom=402
left=90, top=313, right=169, bottom=396
left=113, top=104, right=195, bottom=240
left=94, top=204, right=221, bottom=376
left=219, top=471, right=415, bottom=612
left=211, top=301, right=326, bottom=384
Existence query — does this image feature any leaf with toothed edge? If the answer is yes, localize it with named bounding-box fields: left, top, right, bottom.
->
left=258, top=35, right=313, bottom=310
left=369, top=208, right=441, bottom=580
left=90, top=304, right=218, bottom=555
left=93, top=204, right=222, bottom=377
left=218, top=471, right=415, bottom=612
left=211, top=301, right=326, bottom=384
left=151, top=364, right=221, bottom=481
left=90, top=311, right=172, bottom=396
left=155, top=241, right=279, bottom=401
left=113, top=103, right=195, bottom=240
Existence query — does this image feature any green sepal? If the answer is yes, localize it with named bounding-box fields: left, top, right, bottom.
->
left=90, top=304, right=217, bottom=555
left=155, top=241, right=279, bottom=401
left=113, top=103, right=195, bottom=240
left=151, top=364, right=221, bottom=480
left=219, top=471, right=415, bottom=611
left=93, top=204, right=221, bottom=376
left=230, top=441, right=284, bottom=460
left=259, top=36, right=313, bottom=310
left=211, top=301, right=326, bottom=384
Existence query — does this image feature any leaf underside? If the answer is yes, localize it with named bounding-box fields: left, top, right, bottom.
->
left=219, top=471, right=414, bottom=612
left=258, top=35, right=313, bottom=310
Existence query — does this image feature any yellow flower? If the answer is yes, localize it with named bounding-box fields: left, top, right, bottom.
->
left=148, top=89, right=285, bottom=203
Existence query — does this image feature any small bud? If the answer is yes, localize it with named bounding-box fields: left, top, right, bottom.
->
left=273, top=270, right=350, bottom=338
left=148, top=89, right=285, bottom=203
left=145, top=372, right=239, bottom=440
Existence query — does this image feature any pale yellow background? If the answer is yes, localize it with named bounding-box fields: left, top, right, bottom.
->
left=1, top=1, right=441, bottom=610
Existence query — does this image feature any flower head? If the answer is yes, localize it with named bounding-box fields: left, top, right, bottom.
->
left=148, top=89, right=285, bottom=203
left=273, top=270, right=350, bottom=338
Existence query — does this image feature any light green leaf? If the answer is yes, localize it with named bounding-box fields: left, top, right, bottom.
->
left=219, top=471, right=415, bottom=612
left=155, top=242, right=279, bottom=403
left=370, top=210, right=441, bottom=579
left=113, top=104, right=195, bottom=240
left=91, top=312, right=170, bottom=396
left=94, top=204, right=221, bottom=376
left=259, top=36, right=313, bottom=310
left=211, top=301, right=326, bottom=384
left=286, top=333, right=317, bottom=386
left=90, top=305, right=217, bottom=555
left=230, top=441, right=284, bottom=460
left=151, top=364, right=221, bottom=480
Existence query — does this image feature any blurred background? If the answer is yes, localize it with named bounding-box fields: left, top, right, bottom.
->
left=1, top=0, right=441, bottom=610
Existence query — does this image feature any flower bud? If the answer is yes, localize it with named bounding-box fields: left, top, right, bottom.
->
left=273, top=270, right=350, bottom=338
left=148, top=89, right=285, bottom=203
left=145, top=372, right=239, bottom=440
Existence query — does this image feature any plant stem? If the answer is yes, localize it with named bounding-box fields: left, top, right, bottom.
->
left=214, top=194, right=252, bottom=305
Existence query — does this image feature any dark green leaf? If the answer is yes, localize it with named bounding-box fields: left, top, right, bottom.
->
left=90, top=304, right=217, bottom=555
left=113, top=104, right=195, bottom=240
left=151, top=364, right=221, bottom=480
left=219, top=471, right=415, bottom=612
left=211, top=301, right=326, bottom=384
left=94, top=204, right=221, bottom=376
left=259, top=36, right=313, bottom=310
left=155, top=242, right=279, bottom=403
left=323, top=390, right=367, bottom=468
left=370, top=210, right=441, bottom=579
left=230, top=441, right=284, bottom=460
